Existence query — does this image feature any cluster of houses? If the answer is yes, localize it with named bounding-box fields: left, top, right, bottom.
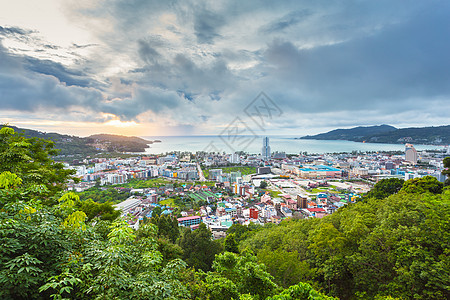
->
left=65, top=145, right=448, bottom=234
left=113, top=174, right=362, bottom=236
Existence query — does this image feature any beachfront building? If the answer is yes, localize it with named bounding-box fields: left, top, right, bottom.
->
left=405, top=144, right=418, bottom=164
left=261, top=137, right=271, bottom=159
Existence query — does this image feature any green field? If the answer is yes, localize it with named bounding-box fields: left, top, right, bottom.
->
left=261, top=189, right=281, bottom=198
left=311, top=187, right=339, bottom=194
left=113, top=178, right=173, bottom=188
left=187, top=190, right=219, bottom=202
left=194, top=181, right=216, bottom=187
left=159, top=198, right=177, bottom=207
left=203, top=166, right=256, bottom=179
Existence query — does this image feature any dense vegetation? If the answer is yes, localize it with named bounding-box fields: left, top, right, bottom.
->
left=300, top=125, right=396, bottom=141
left=240, top=177, right=449, bottom=299
left=0, top=125, right=153, bottom=156
left=1, top=127, right=448, bottom=299
left=87, top=134, right=151, bottom=152
left=301, top=124, right=450, bottom=145
left=78, top=186, right=130, bottom=204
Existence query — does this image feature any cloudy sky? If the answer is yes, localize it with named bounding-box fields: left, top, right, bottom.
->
left=1, top=0, right=449, bottom=137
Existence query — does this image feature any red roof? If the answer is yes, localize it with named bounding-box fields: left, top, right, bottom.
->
left=306, top=208, right=326, bottom=212
left=177, top=216, right=201, bottom=222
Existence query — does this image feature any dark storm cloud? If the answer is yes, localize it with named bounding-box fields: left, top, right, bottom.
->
left=260, top=10, right=312, bottom=33
left=193, top=9, right=225, bottom=44
left=0, top=26, right=34, bottom=37
left=130, top=51, right=236, bottom=104
left=0, top=40, right=184, bottom=122
left=263, top=4, right=450, bottom=114
left=100, top=87, right=183, bottom=120
left=24, top=57, right=93, bottom=87
left=137, top=39, right=161, bottom=64
left=71, top=43, right=98, bottom=49
left=2, top=0, right=450, bottom=129
left=0, top=42, right=102, bottom=114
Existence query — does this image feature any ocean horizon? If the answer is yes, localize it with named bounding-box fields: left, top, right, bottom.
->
left=140, top=135, right=444, bottom=155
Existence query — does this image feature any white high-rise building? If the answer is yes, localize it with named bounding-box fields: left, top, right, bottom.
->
left=405, top=144, right=418, bottom=164
left=261, top=137, right=271, bottom=159
left=229, top=153, right=240, bottom=164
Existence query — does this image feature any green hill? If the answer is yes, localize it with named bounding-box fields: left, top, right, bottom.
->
left=300, top=124, right=450, bottom=145
left=364, top=125, right=450, bottom=144
left=87, top=134, right=151, bottom=152
left=0, top=125, right=152, bottom=156
left=300, top=125, right=396, bottom=141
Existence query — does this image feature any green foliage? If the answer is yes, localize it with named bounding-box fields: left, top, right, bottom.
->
left=178, top=223, right=223, bottom=271
left=240, top=185, right=450, bottom=299
left=78, top=186, right=129, bottom=204
left=203, top=166, right=257, bottom=179
left=211, top=252, right=278, bottom=299
left=0, top=132, right=188, bottom=299
left=205, top=273, right=240, bottom=300
left=224, top=233, right=239, bottom=253
left=227, top=223, right=263, bottom=244
left=150, top=214, right=180, bottom=243
left=399, top=175, right=443, bottom=194
left=260, top=181, right=268, bottom=189
left=365, top=178, right=404, bottom=199
left=268, top=282, right=337, bottom=300
left=257, top=248, right=314, bottom=288
left=112, top=177, right=173, bottom=189
left=75, top=199, right=120, bottom=221
left=0, top=171, right=22, bottom=189
left=0, top=127, right=76, bottom=199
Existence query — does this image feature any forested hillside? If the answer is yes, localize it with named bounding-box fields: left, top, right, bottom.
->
left=0, top=127, right=449, bottom=299
left=300, top=124, right=450, bottom=145
left=300, top=125, right=397, bottom=141
left=239, top=177, right=449, bottom=299
left=0, top=125, right=152, bottom=156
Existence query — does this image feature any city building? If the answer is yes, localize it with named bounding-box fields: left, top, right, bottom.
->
left=230, top=171, right=242, bottom=183
left=209, top=169, right=223, bottom=180
left=405, top=144, right=418, bottom=164
left=229, top=153, right=240, bottom=164
left=249, top=208, right=259, bottom=219
left=257, top=166, right=271, bottom=175
left=261, top=137, right=271, bottom=159
left=177, top=216, right=202, bottom=227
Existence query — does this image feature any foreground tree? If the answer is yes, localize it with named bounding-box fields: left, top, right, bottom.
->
left=0, top=128, right=189, bottom=299
left=178, top=223, right=223, bottom=271
left=365, top=178, right=404, bottom=199
left=0, top=126, right=75, bottom=200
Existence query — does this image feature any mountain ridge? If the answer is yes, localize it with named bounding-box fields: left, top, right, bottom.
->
left=299, top=124, right=450, bottom=145
left=0, top=125, right=153, bottom=155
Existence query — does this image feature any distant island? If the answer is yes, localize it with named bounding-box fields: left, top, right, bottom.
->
left=0, top=125, right=156, bottom=156
left=298, top=124, right=450, bottom=145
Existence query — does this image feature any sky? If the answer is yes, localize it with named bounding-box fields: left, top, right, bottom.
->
left=0, top=0, right=449, bottom=137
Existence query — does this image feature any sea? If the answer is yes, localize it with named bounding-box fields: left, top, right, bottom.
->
left=141, top=135, right=445, bottom=155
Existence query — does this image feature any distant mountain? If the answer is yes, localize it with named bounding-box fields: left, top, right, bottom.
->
left=363, top=125, right=450, bottom=144
left=1, top=125, right=153, bottom=156
left=87, top=134, right=151, bottom=153
left=300, top=125, right=450, bottom=145
left=300, top=125, right=397, bottom=141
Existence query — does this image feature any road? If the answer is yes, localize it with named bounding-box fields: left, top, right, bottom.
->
left=197, top=163, right=206, bottom=181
